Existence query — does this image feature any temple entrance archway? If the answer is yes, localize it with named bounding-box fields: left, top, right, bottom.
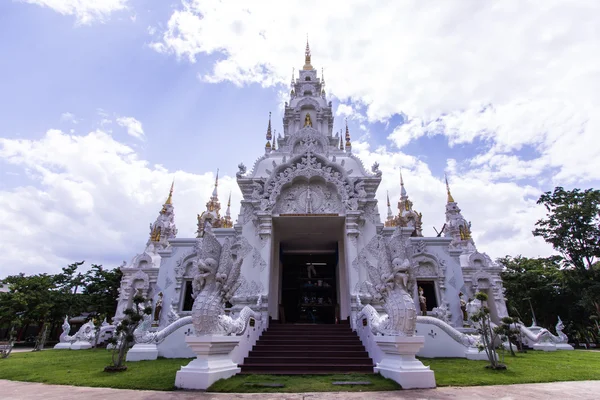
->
left=269, top=216, right=349, bottom=323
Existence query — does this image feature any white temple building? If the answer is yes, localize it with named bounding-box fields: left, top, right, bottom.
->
left=114, top=43, right=519, bottom=384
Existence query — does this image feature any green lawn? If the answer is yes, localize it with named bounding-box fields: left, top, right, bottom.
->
left=423, top=350, right=600, bottom=387
left=0, top=348, right=599, bottom=392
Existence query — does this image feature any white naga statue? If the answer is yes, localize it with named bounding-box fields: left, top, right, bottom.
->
left=357, top=236, right=418, bottom=336
left=131, top=231, right=261, bottom=346
left=189, top=232, right=261, bottom=335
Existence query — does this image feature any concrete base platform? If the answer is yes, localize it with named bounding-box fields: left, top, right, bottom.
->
left=70, top=341, right=92, bottom=350
left=126, top=344, right=158, bottom=361
left=175, top=335, right=241, bottom=390
left=374, top=336, right=436, bottom=389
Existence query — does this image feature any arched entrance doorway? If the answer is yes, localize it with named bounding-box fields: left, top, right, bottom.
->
left=270, top=216, right=348, bottom=324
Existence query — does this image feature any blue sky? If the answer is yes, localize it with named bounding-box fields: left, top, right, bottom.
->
left=1, top=0, right=599, bottom=277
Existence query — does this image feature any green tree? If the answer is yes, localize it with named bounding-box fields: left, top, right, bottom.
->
left=499, top=256, right=566, bottom=328
left=83, top=264, right=122, bottom=322
left=533, top=187, right=600, bottom=272
left=533, top=186, right=600, bottom=319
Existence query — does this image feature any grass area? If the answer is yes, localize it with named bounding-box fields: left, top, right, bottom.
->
left=0, top=349, right=188, bottom=391
left=423, top=350, right=600, bottom=387
left=0, top=348, right=599, bottom=392
left=208, top=374, right=399, bottom=393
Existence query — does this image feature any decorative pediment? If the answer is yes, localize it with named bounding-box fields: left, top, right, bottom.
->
left=289, top=128, right=329, bottom=154
left=131, top=252, right=154, bottom=269
left=130, top=269, right=150, bottom=290
left=256, top=151, right=359, bottom=213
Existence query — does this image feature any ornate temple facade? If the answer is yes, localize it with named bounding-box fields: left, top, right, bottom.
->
left=114, top=43, right=508, bottom=359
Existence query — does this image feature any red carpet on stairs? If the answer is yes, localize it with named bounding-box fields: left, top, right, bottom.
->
left=239, top=323, right=375, bottom=374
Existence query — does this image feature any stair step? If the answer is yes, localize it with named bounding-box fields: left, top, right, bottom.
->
left=253, top=344, right=366, bottom=351
left=249, top=350, right=369, bottom=358
left=262, top=330, right=357, bottom=335
left=244, top=357, right=371, bottom=364
left=259, top=335, right=361, bottom=340
left=242, top=323, right=372, bottom=375
left=239, top=370, right=374, bottom=375
left=240, top=364, right=374, bottom=373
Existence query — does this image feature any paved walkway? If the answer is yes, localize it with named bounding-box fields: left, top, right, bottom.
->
left=2, top=380, right=599, bottom=399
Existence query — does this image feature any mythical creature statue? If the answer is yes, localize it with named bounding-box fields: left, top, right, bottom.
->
left=133, top=305, right=155, bottom=344
left=371, top=162, right=382, bottom=177
left=57, top=315, right=74, bottom=343
left=431, top=304, right=451, bottom=324
left=190, top=232, right=261, bottom=335
left=354, top=180, right=367, bottom=198
left=219, top=297, right=262, bottom=336
left=356, top=236, right=418, bottom=336
left=236, top=163, right=247, bottom=178
left=554, top=316, right=569, bottom=343
left=73, top=320, right=96, bottom=343
left=534, top=316, right=569, bottom=344
left=167, top=301, right=180, bottom=324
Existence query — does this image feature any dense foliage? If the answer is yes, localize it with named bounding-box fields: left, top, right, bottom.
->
left=500, top=186, right=600, bottom=345
left=0, top=262, right=122, bottom=340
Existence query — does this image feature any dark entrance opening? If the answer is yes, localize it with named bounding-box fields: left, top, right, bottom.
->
left=280, top=247, right=338, bottom=324
left=417, top=280, right=438, bottom=311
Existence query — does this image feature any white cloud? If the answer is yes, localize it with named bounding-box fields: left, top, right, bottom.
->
left=352, top=140, right=554, bottom=260
left=60, top=112, right=77, bottom=123
left=20, top=0, right=129, bottom=25
left=0, top=128, right=242, bottom=277
left=152, top=0, right=600, bottom=183
left=116, top=116, right=144, bottom=140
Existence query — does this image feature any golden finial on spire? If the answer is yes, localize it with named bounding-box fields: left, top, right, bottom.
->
left=165, top=180, right=174, bottom=205
left=303, top=36, right=313, bottom=70
left=266, top=112, right=272, bottom=141
left=445, top=174, right=455, bottom=203
left=345, top=119, right=351, bottom=148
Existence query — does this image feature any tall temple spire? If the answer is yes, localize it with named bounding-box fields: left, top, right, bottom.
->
left=222, top=192, right=233, bottom=228
left=265, top=112, right=273, bottom=152
left=345, top=119, right=352, bottom=151
left=386, top=191, right=393, bottom=220
left=149, top=181, right=178, bottom=246
left=400, top=169, right=407, bottom=198
left=212, top=169, right=219, bottom=198
left=443, top=174, right=474, bottom=250
left=339, top=135, right=344, bottom=150
left=303, top=36, right=313, bottom=70
left=164, top=180, right=174, bottom=205
left=266, top=112, right=272, bottom=141
left=384, top=169, right=423, bottom=235
left=445, top=174, right=455, bottom=203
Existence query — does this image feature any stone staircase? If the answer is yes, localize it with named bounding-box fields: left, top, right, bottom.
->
left=240, top=323, right=374, bottom=374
